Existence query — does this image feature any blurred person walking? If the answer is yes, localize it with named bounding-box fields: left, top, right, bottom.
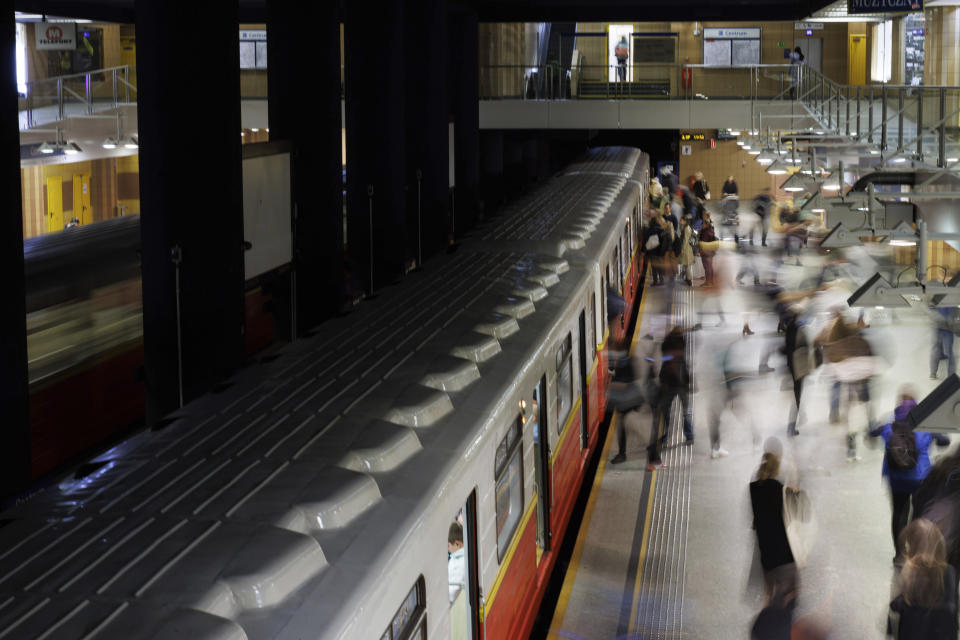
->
left=889, top=518, right=958, bottom=639
left=677, top=215, right=695, bottom=286
left=608, top=333, right=660, bottom=465
left=614, top=35, right=629, bottom=82
left=751, top=187, right=772, bottom=247
left=913, top=448, right=960, bottom=572
left=648, top=327, right=694, bottom=469
left=749, top=451, right=798, bottom=603
left=868, top=389, right=950, bottom=564
left=692, top=171, right=710, bottom=219
left=927, top=304, right=959, bottom=380
left=699, top=212, right=719, bottom=288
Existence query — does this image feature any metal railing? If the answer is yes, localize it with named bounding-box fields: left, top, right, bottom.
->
left=479, top=63, right=798, bottom=101
left=791, top=65, right=960, bottom=169
left=19, top=65, right=138, bottom=130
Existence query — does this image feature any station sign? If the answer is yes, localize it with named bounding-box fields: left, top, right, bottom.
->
left=680, top=132, right=706, bottom=141
left=847, top=0, right=922, bottom=13
left=702, top=28, right=761, bottom=40
left=239, top=29, right=266, bottom=41
left=35, top=22, right=76, bottom=50
left=794, top=22, right=824, bottom=30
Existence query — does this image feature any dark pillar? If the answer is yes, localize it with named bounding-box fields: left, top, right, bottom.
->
left=345, top=0, right=407, bottom=292
left=135, top=2, right=245, bottom=424
left=0, top=2, right=30, bottom=496
left=503, top=134, right=524, bottom=198
left=267, top=1, right=343, bottom=331
left=448, top=9, right=480, bottom=238
left=480, top=130, right=504, bottom=208
left=405, top=0, right=449, bottom=263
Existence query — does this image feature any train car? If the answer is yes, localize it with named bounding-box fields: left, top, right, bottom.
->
left=0, top=147, right=648, bottom=640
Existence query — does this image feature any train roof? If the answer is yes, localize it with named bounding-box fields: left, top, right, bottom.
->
left=0, top=147, right=648, bottom=640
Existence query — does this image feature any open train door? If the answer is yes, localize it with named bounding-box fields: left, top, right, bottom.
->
left=449, top=491, right=480, bottom=640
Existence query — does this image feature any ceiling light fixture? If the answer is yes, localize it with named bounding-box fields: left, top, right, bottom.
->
left=766, top=159, right=789, bottom=175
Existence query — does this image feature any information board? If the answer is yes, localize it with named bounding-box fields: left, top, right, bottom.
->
left=703, top=39, right=732, bottom=66
left=632, top=36, right=676, bottom=63
left=732, top=39, right=760, bottom=66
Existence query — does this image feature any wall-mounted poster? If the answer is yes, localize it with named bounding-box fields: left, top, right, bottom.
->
left=703, top=27, right=761, bottom=67
left=703, top=39, right=731, bottom=66
left=632, top=36, right=677, bottom=63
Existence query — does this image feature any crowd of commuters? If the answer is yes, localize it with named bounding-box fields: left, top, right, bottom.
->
left=606, top=167, right=960, bottom=637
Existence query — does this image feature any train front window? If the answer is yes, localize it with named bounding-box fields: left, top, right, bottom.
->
left=495, top=421, right=523, bottom=561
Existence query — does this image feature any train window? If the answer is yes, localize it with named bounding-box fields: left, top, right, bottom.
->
left=556, top=334, right=573, bottom=434
left=590, top=293, right=597, bottom=353
left=382, top=576, right=426, bottom=640
left=495, top=421, right=523, bottom=561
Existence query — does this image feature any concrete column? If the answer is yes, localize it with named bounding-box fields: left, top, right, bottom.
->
left=448, top=9, right=480, bottom=236
left=267, top=1, right=343, bottom=332
left=345, top=0, right=407, bottom=290
left=404, top=0, right=449, bottom=263
left=480, top=130, right=504, bottom=208
left=135, top=1, right=245, bottom=424
left=0, top=1, right=30, bottom=497
left=924, top=7, right=960, bottom=128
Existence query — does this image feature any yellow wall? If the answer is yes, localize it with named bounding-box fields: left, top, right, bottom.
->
left=678, top=132, right=788, bottom=205
left=21, top=154, right=140, bottom=239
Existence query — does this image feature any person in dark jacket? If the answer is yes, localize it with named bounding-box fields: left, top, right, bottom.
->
left=661, top=165, right=678, bottom=197
left=721, top=175, right=738, bottom=197
left=890, top=518, right=959, bottom=640
left=750, top=451, right=797, bottom=602
left=913, top=448, right=960, bottom=573
left=869, top=392, right=950, bottom=563
left=648, top=327, right=694, bottom=469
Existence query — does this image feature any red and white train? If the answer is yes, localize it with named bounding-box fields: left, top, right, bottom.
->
left=0, top=147, right=648, bottom=640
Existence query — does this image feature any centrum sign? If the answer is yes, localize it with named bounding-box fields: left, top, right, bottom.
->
left=847, top=0, right=922, bottom=13
left=34, top=22, right=76, bottom=50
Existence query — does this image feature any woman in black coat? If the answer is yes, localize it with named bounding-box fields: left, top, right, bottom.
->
left=890, top=518, right=958, bottom=640
left=750, top=452, right=797, bottom=602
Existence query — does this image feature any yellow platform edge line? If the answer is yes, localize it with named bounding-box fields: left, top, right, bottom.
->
left=547, top=275, right=649, bottom=638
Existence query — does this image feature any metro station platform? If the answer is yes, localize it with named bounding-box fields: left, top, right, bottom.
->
left=546, top=242, right=955, bottom=639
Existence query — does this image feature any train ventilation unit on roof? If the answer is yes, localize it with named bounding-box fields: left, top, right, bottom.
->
left=381, top=386, right=454, bottom=428
left=339, top=420, right=424, bottom=472
left=450, top=333, right=502, bottom=363
left=421, top=356, right=482, bottom=392
left=493, top=297, right=535, bottom=319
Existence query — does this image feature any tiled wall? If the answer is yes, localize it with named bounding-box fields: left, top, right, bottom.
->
left=677, top=132, right=781, bottom=206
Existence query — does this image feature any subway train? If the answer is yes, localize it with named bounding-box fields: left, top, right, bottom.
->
left=0, top=147, right=648, bottom=640
left=23, top=213, right=279, bottom=479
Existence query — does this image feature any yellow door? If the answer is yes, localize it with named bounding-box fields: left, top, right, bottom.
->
left=45, top=176, right=63, bottom=233
left=848, top=35, right=866, bottom=85
left=73, top=172, right=92, bottom=225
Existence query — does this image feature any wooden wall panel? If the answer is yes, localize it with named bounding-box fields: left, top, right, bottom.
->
left=20, top=166, right=44, bottom=239
left=678, top=133, right=777, bottom=207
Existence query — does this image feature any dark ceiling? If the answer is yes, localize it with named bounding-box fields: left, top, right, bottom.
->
left=16, top=0, right=835, bottom=24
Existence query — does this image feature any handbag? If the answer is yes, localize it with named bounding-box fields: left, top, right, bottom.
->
left=645, top=233, right=660, bottom=251
left=783, top=486, right=817, bottom=569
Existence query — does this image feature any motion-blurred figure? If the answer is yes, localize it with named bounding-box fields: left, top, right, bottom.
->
left=912, top=448, right=960, bottom=573
left=815, top=310, right=878, bottom=461
left=749, top=452, right=798, bottom=603
left=677, top=215, right=694, bottom=286
left=927, top=304, right=959, bottom=380
left=608, top=333, right=659, bottom=465
left=649, top=327, right=694, bottom=469
left=868, top=389, right=950, bottom=563
left=751, top=188, right=772, bottom=247
left=710, top=336, right=759, bottom=457
left=889, top=518, right=958, bottom=639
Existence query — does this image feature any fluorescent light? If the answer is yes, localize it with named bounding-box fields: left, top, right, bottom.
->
left=102, top=138, right=118, bottom=149
left=63, top=144, right=79, bottom=155
left=748, top=148, right=761, bottom=155
left=875, top=306, right=885, bottom=310
left=729, top=130, right=740, bottom=135
left=121, top=136, right=138, bottom=149
left=889, top=239, right=917, bottom=246
left=890, top=157, right=907, bottom=163
left=766, top=159, right=788, bottom=175
left=37, top=141, right=54, bottom=154
left=811, top=207, right=826, bottom=213
left=251, top=128, right=259, bottom=132
left=947, top=157, right=959, bottom=163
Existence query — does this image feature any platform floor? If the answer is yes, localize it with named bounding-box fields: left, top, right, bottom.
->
left=547, top=245, right=957, bottom=639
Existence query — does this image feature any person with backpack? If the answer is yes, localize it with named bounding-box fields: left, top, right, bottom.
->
left=648, top=327, right=694, bottom=470
left=869, top=389, right=950, bottom=564
left=614, top=35, right=629, bottom=82
left=677, top=215, right=695, bottom=286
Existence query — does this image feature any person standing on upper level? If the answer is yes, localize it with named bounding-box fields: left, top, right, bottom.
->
left=789, top=47, right=805, bottom=100
left=615, top=35, right=629, bottom=82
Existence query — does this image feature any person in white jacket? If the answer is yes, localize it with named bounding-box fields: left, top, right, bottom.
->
left=448, top=522, right=466, bottom=603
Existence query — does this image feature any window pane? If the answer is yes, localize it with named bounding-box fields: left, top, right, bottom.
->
left=557, top=357, right=572, bottom=433
left=255, top=41, right=268, bottom=69
left=496, top=449, right=523, bottom=559
left=239, top=41, right=256, bottom=69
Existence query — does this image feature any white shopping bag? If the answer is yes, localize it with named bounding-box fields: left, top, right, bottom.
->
left=783, top=486, right=817, bottom=569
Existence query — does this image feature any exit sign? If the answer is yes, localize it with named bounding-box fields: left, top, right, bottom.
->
left=680, top=132, right=705, bottom=141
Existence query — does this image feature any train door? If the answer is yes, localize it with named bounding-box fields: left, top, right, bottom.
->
left=449, top=491, right=479, bottom=640
left=526, top=378, right=551, bottom=553
left=578, top=311, right=588, bottom=448
left=45, top=176, right=63, bottom=233
left=72, top=172, right=91, bottom=225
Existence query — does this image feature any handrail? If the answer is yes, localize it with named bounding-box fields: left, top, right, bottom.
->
left=26, top=65, right=137, bottom=87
